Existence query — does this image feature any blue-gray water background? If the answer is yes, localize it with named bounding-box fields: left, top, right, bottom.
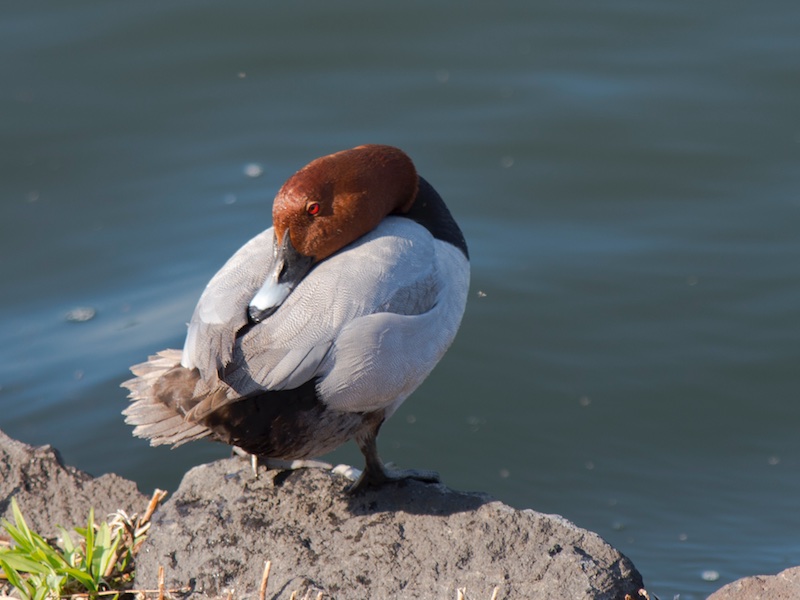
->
left=2, top=2, right=799, bottom=597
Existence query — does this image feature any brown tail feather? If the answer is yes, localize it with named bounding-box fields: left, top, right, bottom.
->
left=121, top=349, right=212, bottom=448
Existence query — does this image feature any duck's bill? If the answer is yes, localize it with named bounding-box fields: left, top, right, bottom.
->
left=248, top=232, right=314, bottom=323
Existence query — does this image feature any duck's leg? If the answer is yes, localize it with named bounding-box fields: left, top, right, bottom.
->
left=231, top=446, right=332, bottom=477
left=348, top=420, right=439, bottom=493
left=231, top=446, right=259, bottom=477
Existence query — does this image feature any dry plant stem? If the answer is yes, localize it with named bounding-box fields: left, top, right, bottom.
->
left=259, top=560, right=271, bottom=600
left=60, top=587, right=191, bottom=599
left=157, top=565, right=165, bottom=600
left=103, top=548, right=119, bottom=579
left=489, top=587, right=499, bottom=600
left=140, top=489, right=168, bottom=527
left=132, top=537, right=146, bottom=554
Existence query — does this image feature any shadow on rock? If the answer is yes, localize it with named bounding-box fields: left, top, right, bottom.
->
left=343, top=477, right=491, bottom=517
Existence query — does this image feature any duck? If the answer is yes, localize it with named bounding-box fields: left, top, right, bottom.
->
left=122, top=144, right=470, bottom=492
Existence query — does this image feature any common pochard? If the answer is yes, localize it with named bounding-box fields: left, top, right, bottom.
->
left=122, top=144, right=470, bottom=491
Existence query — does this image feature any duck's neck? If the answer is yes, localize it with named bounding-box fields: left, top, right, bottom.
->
left=403, top=177, right=469, bottom=259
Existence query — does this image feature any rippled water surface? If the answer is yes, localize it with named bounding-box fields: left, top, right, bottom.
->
left=3, top=2, right=800, bottom=597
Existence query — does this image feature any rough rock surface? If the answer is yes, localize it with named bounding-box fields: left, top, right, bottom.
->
left=707, top=566, right=800, bottom=600
left=0, top=428, right=147, bottom=535
left=135, top=457, right=645, bottom=599
left=0, top=429, right=648, bottom=599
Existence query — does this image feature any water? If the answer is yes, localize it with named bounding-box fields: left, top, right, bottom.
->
left=2, top=1, right=800, bottom=597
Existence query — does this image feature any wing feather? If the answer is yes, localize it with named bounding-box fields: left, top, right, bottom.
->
left=179, top=218, right=468, bottom=421
left=319, top=240, right=469, bottom=414
left=181, top=228, right=275, bottom=376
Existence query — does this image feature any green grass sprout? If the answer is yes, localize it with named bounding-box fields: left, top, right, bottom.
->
left=0, top=491, right=166, bottom=599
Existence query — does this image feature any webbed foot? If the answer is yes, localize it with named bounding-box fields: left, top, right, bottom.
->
left=347, top=462, right=440, bottom=494
left=349, top=421, right=440, bottom=494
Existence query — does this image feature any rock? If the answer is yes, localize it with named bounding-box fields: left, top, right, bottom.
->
left=708, top=566, right=800, bottom=600
left=134, top=457, right=646, bottom=599
left=0, top=429, right=645, bottom=599
left=0, top=428, right=147, bottom=535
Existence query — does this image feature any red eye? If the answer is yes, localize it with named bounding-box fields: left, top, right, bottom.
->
left=307, top=202, right=320, bottom=216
